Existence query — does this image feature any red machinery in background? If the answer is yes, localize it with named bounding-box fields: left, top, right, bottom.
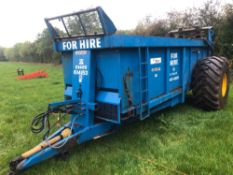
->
left=17, top=70, right=48, bottom=80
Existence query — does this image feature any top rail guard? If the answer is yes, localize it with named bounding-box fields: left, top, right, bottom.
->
left=167, top=26, right=214, bottom=49
left=45, top=6, right=116, bottom=40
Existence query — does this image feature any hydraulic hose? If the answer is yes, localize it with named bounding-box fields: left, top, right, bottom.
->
left=31, top=112, right=50, bottom=134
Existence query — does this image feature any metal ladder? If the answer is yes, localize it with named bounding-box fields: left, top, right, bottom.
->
left=139, top=48, right=150, bottom=120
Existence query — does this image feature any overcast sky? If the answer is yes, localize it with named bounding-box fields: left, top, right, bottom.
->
left=0, top=0, right=231, bottom=47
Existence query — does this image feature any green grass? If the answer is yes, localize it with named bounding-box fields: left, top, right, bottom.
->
left=0, top=62, right=233, bottom=175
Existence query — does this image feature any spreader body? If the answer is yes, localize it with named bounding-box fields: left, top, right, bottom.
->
left=9, top=6, right=214, bottom=174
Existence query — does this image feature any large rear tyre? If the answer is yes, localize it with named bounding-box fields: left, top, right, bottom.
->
left=191, top=56, right=230, bottom=110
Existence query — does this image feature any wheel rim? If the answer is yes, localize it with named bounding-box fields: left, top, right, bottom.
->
left=221, top=73, right=228, bottom=97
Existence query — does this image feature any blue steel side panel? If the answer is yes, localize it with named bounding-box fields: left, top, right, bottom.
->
left=181, top=48, right=187, bottom=102
left=119, top=49, right=140, bottom=112
left=95, top=49, right=120, bottom=90
left=148, top=48, right=166, bottom=98
left=59, top=37, right=210, bottom=122
left=95, top=48, right=141, bottom=113
left=168, top=48, right=181, bottom=91
left=148, top=48, right=182, bottom=101
left=62, top=53, right=73, bottom=86
left=190, top=48, right=199, bottom=71
left=55, top=35, right=207, bottom=52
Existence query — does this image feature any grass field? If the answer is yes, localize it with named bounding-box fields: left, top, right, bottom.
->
left=0, top=62, right=233, bottom=175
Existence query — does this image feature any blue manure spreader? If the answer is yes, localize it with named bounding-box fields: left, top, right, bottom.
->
left=9, top=6, right=230, bottom=174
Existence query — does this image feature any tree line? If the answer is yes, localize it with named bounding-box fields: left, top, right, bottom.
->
left=0, top=0, right=232, bottom=63
left=0, top=29, right=60, bottom=63
left=120, top=1, right=233, bottom=60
